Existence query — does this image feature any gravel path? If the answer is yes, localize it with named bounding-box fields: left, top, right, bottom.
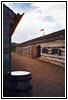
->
left=11, top=52, right=65, bottom=97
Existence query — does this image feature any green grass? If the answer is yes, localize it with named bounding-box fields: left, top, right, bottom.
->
left=11, top=47, right=16, bottom=52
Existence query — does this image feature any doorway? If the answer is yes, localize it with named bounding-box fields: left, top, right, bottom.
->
left=36, top=45, right=41, bottom=57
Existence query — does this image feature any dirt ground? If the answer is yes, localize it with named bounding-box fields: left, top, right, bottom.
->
left=11, top=52, right=65, bottom=97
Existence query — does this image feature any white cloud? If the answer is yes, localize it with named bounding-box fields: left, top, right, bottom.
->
left=31, top=2, right=66, bottom=27
left=4, top=2, right=66, bottom=43
left=12, top=11, right=43, bottom=43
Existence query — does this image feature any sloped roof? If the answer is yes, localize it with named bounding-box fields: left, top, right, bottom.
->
left=3, top=4, right=24, bottom=36
left=3, top=4, right=16, bottom=18
left=17, top=29, right=65, bottom=47
left=10, top=13, right=24, bottom=36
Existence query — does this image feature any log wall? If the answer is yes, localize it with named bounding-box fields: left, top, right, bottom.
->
left=16, top=30, right=65, bottom=67
left=40, top=40, right=65, bottom=67
left=16, top=40, right=65, bottom=67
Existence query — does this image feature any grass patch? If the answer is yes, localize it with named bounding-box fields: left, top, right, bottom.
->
left=11, top=47, right=16, bottom=52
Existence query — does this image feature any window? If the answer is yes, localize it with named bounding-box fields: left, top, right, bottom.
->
left=42, top=48, right=48, bottom=54
left=51, top=48, right=61, bottom=55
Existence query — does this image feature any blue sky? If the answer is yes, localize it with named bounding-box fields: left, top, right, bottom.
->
left=9, top=3, right=37, bottom=12
left=4, top=2, right=66, bottom=43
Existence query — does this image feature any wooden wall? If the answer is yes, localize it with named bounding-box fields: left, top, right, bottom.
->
left=40, top=40, right=65, bottom=67
left=16, top=29, right=65, bottom=67
left=16, top=45, right=31, bottom=56
left=3, top=10, right=14, bottom=76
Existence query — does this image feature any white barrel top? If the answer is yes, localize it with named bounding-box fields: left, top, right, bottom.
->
left=11, top=71, right=31, bottom=76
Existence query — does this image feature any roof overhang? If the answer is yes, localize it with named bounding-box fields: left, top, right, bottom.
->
left=10, top=13, right=24, bottom=36
left=3, top=4, right=24, bottom=36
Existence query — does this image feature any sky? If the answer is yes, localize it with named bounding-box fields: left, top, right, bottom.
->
left=4, top=2, right=66, bottom=43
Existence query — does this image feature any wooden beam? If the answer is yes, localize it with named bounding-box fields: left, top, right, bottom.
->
left=38, top=58, right=65, bottom=67
left=41, top=54, right=65, bottom=59
left=11, top=13, right=25, bottom=36
left=41, top=56, right=65, bottom=64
